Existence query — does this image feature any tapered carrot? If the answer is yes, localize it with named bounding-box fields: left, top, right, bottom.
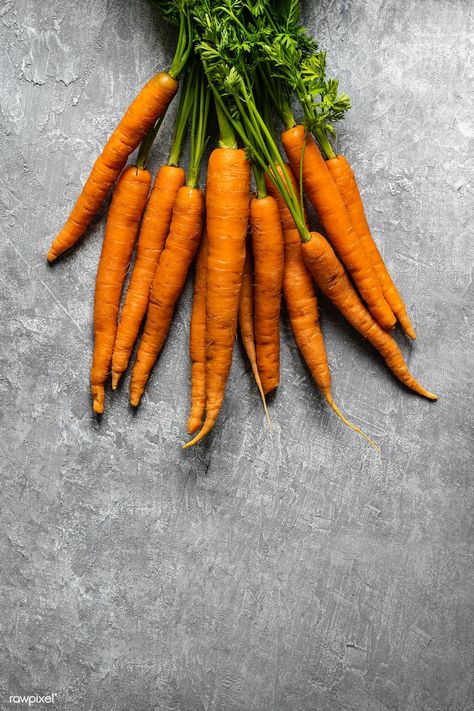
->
left=326, top=154, right=416, bottom=339
left=111, top=165, right=186, bottom=388
left=183, top=146, right=251, bottom=448
left=239, top=248, right=271, bottom=426
left=48, top=72, right=178, bottom=262
left=250, top=193, right=284, bottom=394
left=302, top=232, right=437, bottom=400
left=187, top=231, right=208, bottom=435
left=130, top=69, right=209, bottom=407
left=265, top=169, right=329, bottom=392
left=90, top=165, right=151, bottom=414
left=281, top=125, right=396, bottom=331
left=266, top=165, right=379, bottom=449
left=129, top=186, right=204, bottom=406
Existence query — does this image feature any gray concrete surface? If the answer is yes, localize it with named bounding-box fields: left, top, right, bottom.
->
left=1, top=1, right=473, bottom=709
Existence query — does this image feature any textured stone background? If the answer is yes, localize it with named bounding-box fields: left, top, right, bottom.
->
left=1, top=1, right=473, bottom=709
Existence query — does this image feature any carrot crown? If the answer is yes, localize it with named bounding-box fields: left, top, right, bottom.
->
left=258, top=3, right=351, bottom=159
left=194, top=2, right=310, bottom=242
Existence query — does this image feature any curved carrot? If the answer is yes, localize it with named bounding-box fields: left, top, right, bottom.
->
left=250, top=195, right=284, bottom=394
left=302, top=232, right=437, bottom=400
left=266, top=165, right=379, bottom=449
left=129, top=186, right=205, bottom=406
left=111, top=165, right=186, bottom=388
left=326, top=154, right=416, bottom=339
left=48, top=72, right=178, bottom=262
left=90, top=165, right=151, bottom=414
left=281, top=125, right=396, bottom=331
left=239, top=248, right=271, bottom=427
left=184, top=147, right=251, bottom=448
left=188, top=231, right=208, bottom=435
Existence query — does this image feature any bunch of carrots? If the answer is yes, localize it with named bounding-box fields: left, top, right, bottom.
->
left=47, top=0, right=436, bottom=450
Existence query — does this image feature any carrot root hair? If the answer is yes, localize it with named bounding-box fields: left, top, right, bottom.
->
left=324, top=390, right=380, bottom=452
left=252, top=364, right=272, bottom=432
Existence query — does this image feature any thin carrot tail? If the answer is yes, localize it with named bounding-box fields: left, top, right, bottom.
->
left=187, top=364, right=206, bottom=434
left=323, top=390, right=380, bottom=452
left=249, top=360, right=272, bottom=431
left=404, top=380, right=437, bottom=401
left=182, top=415, right=216, bottom=449
left=397, top=311, right=416, bottom=340
left=184, top=372, right=271, bottom=448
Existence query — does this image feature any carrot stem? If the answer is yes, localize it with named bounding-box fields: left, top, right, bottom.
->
left=136, top=115, right=164, bottom=170
left=187, top=70, right=210, bottom=188
left=168, top=64, right=195, bottom=167
left=168, top=7, right=192, bottom=80
left=214, top=94, right=238, bottom=149
left=253, top=164, right=267, bottom=199
left=315, top=127, right=336, bottom=160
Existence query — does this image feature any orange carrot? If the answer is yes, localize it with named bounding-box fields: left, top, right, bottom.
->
left=326, top=154, right=416, bottom=339
left=281, top=125, right=396, bottom=331
left=111, top=164, right=186, bottom=388
left=250, top=194, right=284, bottom=394
left=48, top=72, right=177, bottom=262
left=302, top=232, right=437, bottom=400
left=266, top=165, right=379, bottom=449
left=183, top=147, right=251, bottom=448
left=90, top=165, right=151, bottom=414
left=265, top=169, right=330, bottom=397
left=129, top=186, right=205, bottom=406
left=187, top=231, right=208, bottom=435
left=239, top=247, right=271, bottom=426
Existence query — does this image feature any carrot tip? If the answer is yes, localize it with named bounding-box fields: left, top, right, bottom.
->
left=182, top=435, right=200, bottom=450
left=47, top=250, right=57, bottom=263
left=183, top=421, right=212, bottom=449
left=130, top=395, right=141, bottom=408
left=187, top=419, right=200, bottom=435
left=406, top=328, right=417, bottom=340
left=92, top=389, right=104, bottom=415
left=111, top=372, right=121, bottom=390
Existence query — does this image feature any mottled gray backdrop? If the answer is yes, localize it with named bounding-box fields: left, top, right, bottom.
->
left=1, top=1, right=473, bottom=710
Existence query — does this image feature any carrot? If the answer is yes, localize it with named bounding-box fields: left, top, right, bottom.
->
left=250, top=193, right=284, bottom=394
left=281, top=125, right=396, bottom=332
left=301, top=232, right=437, bottom=400
left=265, top=168, right=329, bottom=392
left=129, top=185, right=205, bottom=406
left=187, top=231, right=208, bottom=435
left=266, top=165, right=379, bottom=449
left=47, top=72, right=178, bottom=262
left=129, top=66, right=209, bottom=408
left=111, top=164, right=186, bottom=388
left=183, top=146, right=251, bottom=448
left=90, top=165, right=151, bottom=414
left=239, top=247, right=271, bottom=426
left=326, top=154, right=416, bottom=339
